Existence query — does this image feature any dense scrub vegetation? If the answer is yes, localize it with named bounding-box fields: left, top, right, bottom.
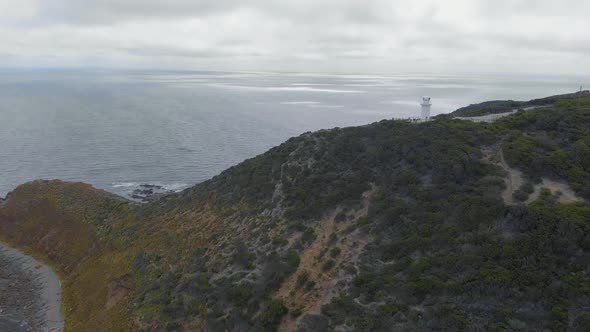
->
left=501, top=97, right=590, bottom=199
left=1, top=94, right=589, bottom=331
left=450, top=90, right=589, bottom=117
left=451, top=99, right=526, bottom=117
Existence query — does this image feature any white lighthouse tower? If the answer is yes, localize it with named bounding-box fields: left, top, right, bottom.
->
left=420, top=96, right=431, bottom=121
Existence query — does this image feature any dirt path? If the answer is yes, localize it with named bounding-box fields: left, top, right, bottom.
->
left=498, top=148, right=524, bottom=205
left=491, top=147, right=583, bottom=205
left=276, top=188, right=374, bottom=331
left=0, top=242, right=64, bottom=332
left=455, top=105, right=546, bottom=123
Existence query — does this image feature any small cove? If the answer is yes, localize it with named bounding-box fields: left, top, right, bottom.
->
left=0, top=242, right=64, bottom=332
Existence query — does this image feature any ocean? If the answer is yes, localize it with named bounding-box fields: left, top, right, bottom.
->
left=0, top=69, right=585, bottom=199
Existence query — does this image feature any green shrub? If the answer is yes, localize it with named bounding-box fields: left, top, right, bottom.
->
left=330, top=247, right=342, bottom=258
left=328, top=233, right=338, bottom=246
left=513, top=189, right=529, bottom=202
left=296, top=271, right=310, bottom=288
left=322, top=259, right=336, bottom=272
left=230, top=282, right=253, bottom=307
left=575, top=312, right=590, bottom=331
left=335, top=211, right=347, bottom=222
left=291, top=306, right=304, bottom=317
left=550, top=306, right=568, bottom=330
left=257, top=299, right=288, bottom=331
left=286, top=250, right=300, bottom=268
left=522, top=182, right=535, bottom=194
left=480, top=264, right=512, bottom=285
left=301, top=228, right=317, bottom=244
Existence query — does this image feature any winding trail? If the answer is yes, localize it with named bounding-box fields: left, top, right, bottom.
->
left=455, top=105, right=547, bottom=123
left=498, top=148, right=524, bottom=205
left=0, top=242, right=64, bottom=332
left=495, top=147, right=584, bottom=205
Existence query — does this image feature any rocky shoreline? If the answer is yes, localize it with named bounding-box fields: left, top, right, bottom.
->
left=0, top=242, right=63, bottom=332
left=130, top=183, right=175, bottom=202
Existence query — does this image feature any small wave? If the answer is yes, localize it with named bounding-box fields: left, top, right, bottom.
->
left=265, top=86, right=364, bottom=93
left=113, top=182, right=189, bottom=190
left=308, top=104, right=344, bottom=109
left=290, top=83, right=332, bottom=86
left=280, top=101, right=321, bottom=105
left=112, top=182, right=139, bottom=188
left=160, top=183, right=190, bottom=191
left=207, top=83, right=364, bottom=93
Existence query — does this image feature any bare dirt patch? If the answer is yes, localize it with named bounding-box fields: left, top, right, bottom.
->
left=482, top=146, right=584, bottom=205
left=497, top=149, right=525, bottom=205
left=106, top=280, right=131, bottom=310
left=527, top=178, right=585, bottom=204
left=276, top=188, right=374, bottom=331
left=481, top=146, right=523, bottom=205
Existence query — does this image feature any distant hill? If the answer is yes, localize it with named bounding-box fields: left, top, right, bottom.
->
left=1, top=94, right=590, bottom=331
left=449, top=90, right=590, bottom=117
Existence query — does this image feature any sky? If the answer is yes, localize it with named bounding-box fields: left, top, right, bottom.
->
left=0, top=0, right=588, bottom=74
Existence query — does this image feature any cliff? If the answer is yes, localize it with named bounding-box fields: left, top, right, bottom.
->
left=1, top=95, right=590, bottom=331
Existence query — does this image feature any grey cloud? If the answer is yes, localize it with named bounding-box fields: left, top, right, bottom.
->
left=122, top=45, right=266, bottom=59
left=0, top=0, right=588, bottom=74
left=477, top=0, right=590, bottom=18
left=38, top=0, right=245, bottom=24
left=486, top=33, right=590, bottom=56
left=0, top=53, right=17, bottom=59
left=33, top=0, right=396, bottom=26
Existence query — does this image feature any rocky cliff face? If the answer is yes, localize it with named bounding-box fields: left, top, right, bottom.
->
left=1, top=96, right=590, bottom=331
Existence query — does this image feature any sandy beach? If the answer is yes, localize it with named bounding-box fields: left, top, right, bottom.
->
left=0, top=242, right=64, bottom=332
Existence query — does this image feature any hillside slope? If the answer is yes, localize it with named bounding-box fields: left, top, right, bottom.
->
left=449, top=90, right=589, bottom=117
left=1, top=96, right=590, bottom=331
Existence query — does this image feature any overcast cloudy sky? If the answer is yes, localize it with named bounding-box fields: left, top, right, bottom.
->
left=0, top=0, right=588, bottom=74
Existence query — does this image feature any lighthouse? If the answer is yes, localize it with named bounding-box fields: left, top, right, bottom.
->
left=420, top=96, right=431, bottom=121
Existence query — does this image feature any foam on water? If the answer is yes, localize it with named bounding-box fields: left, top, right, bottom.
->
left=158, top=183, right=190, bottom=191
left=112, top=182, right=140, bottom=188
left=280, top=101, right=321, bottom=105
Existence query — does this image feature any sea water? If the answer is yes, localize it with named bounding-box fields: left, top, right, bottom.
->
left=0, top=69, right=585, bottom=199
